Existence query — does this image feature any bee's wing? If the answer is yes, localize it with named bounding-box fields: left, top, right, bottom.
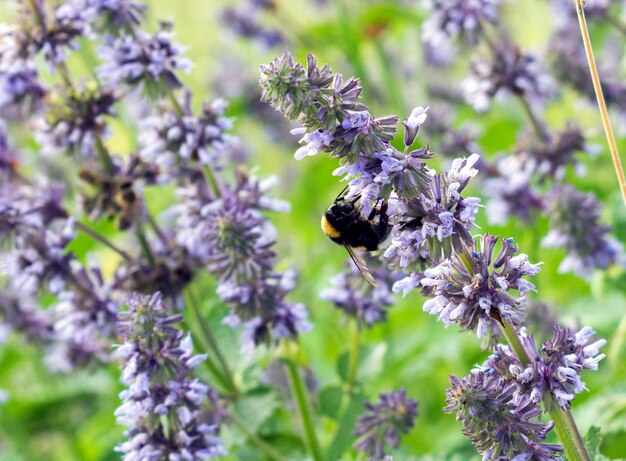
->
left=345, top=245, right=377, bottom=287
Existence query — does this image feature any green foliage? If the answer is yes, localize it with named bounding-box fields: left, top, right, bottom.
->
left=1, top=0, right=626, bottom=460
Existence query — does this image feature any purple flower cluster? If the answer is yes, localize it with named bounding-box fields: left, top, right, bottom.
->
left=35, top=84, right=116, bottom=157
left=170, top=168, right=310, bottom=353
left=260, top=53, right=481, bottom=264
left=0, top=180, right=119, bottom=370
left=353, top=388, right=418, bottom=459
left=98, top=21, right=191, bottom=96
left=421, top=0, right=500, bottom=48
left=320, top=260, right=396, bottom=326
left=483, top=324, right=606, bottom=409
left=139, top=95, right=239, bottom=178
left=400, top=234, right=540, bottom=341
left=445, top=371, right=563, bottom=460
left=222, top=0, right=285, bottom=48
left=115, top=293, right=225, bottom=460
left=542, top=184, right=624, bottom=278
left=463, top=42, right=554, bottom=111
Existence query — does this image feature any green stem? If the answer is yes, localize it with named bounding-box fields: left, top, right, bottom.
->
left=572, top=0, right=626, bottom=207
left=229, top=412, right=288, bottom=461
left=167, top=88, right=184, bottom=118
left=74, top=221, right=131, bottom=261
left=191, top=331, right=235, bottom=396
left=135, top=221, right=155, bottom=266
left=345, top=319, right=360, bottom=395
left=516, top=94, right=549, bottom=142
left=500, top=318, right=590, bottom=461
left=545, top=394, right=591, bottom=461
left=28, top=0, right=44, bottom=27
left=202, top=164, right=221, bottom=198
left=185, top=288, right=238, bottom=395
left=285, top=360, right=323, bottom=461
left=334, top=319, right=361, bottom=427
left=95, top=136, right=115, bottom=175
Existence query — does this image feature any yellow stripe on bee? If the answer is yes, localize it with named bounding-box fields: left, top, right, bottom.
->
left=321, top=215, right=341, bottom=238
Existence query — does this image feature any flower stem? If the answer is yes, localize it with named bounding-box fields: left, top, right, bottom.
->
left=572, top=0, right=626, bottom=207
left=516, top=94, right=549, bottom=142
left=500, top=318, right=590, bottom=461
left=229, top=412, right=288, bottom=461
left=345, top=319, right=360, bottom=395
left=545, top=393, right=591, bottom=461
left=185, top=288, right=238, bottom=395
left=74, top=221, right=131, bottom=261
left=135, top=221, right=155, bottom=266
left=285, top=360, right=323, bottom=461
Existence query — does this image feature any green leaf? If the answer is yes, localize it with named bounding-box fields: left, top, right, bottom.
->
left=319, top=385, right=343, bottom=420
left=232, top=389, right=280, bottom=434
left=326, top=393, right=367, bottom=460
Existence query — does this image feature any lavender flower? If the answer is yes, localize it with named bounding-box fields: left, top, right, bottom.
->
left=46, top=261, right=118, bottom=371
left=0, top=287, right=53, bottom=344
left=260, top=53, right=399, bottom=165
left=98, top=21, right=191, bottom=96
left=113, top=237, right=199, bottom=310
left=483, top=324, right=606, bottom=409
left=222, top=0, right=285, bottom=48
left=483, top=154, right=543, bottom=225
left=139, top=95, right=238, bottom=178
left=353, top=388, right=418, bottom=459
left=35, top=84, right=116, bottom=157
left=422, top=0, right=500, bottom=48
left=320, top=260, right=396, bottom=326
left=384, top=153, right=481, bottom=266
left=90, top=0, right=147, bottom=34
left=1, top=0, right=94, bottom=68
left=261, top=53, right=481, bottom=260
left=516, top=124, right=587, bottom=181
left=170, top=168, right=309, bottom=353
left=0, top=61, right=45, bottom=114
left=445, top=371, right=563, bottom=460
left=463, top=42, right=554, bottom=111
left=542, top=185, right=624, bottom=278
left=115, top=292, right=225, bottom=460
left=402, top=234, right=540, bottom=341
left=549, top=20, right=626, bottom=113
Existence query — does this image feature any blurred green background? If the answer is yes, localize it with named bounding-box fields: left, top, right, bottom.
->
left=1, top=0, right=625, bottom=460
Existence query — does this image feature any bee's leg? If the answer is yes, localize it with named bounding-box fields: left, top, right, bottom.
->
left=367, top=199, right=381, bottom=220
left=376, top=201, right=389, bottom=238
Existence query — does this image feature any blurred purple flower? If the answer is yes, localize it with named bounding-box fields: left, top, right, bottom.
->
left=35, top=85, right=116, bottom=157
left=422, top=0, right=500, bottom=48
left=463, top=43, right=554, bottom=111
left=98, top=21, right=191, bottom=96
left=139, top=95, right=238, bottom=178
left=542, top=184, right=624, bottom=278
left=320, top=260, right=396, bottom=326
left=353, top=388, right=418, bottom=459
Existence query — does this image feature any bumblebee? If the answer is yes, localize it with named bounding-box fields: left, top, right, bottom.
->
left=321, top=189, right=390, bottom=286
left=79, top=167, right=139, bottom=230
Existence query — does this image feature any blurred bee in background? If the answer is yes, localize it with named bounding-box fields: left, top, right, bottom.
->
left=78, top=156, right=158, bottom=230
left=321, top=187, right=391, bottom=286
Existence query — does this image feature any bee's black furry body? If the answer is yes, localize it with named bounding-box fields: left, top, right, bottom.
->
left=321, top=200, right=390, bottom=251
